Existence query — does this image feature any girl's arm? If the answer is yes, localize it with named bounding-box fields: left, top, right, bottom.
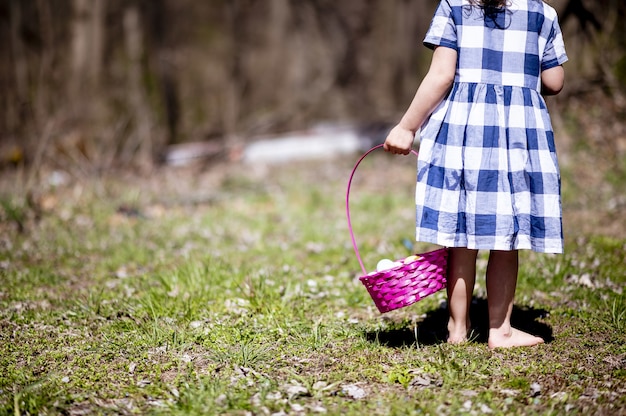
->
left=541, top=65, right=564, bottom=95
left=384, top=46, right=457, bottom=155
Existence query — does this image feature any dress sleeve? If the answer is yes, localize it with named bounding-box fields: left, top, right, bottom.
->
left=541, top=17, right=568, bottom=71
left=423, top=0, right=458, bottom=51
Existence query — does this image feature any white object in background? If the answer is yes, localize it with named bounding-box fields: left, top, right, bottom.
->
left=242, top=124, right=362, bottom=164
left=376, top=259, right=401, bottom=272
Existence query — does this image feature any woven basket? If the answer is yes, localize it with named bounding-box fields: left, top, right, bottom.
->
left=346, top=144, right=448, bottom=313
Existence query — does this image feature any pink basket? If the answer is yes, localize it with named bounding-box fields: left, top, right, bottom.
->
left=346, top=145, right=448, bottom=313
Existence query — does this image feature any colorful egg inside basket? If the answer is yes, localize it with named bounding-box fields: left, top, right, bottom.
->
left=346, top=145, right=448, bottom=313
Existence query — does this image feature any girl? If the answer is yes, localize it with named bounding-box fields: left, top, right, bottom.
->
left=383, top=0, right=567, bottom=348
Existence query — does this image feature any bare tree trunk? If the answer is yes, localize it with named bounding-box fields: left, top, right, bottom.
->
left=70, top=0, right=89, bottom=97
left=147, top=0, right=180, bottom=145
left=123, top=2, right=155, bottom=167
left=223, top=1, right=246, bottom=137
left=35, top=0, right=54, bottom=122
left=89, top=0, right=105, bottom=87
left=70, top=0, right=104, bottom=99
left=9, top=0, right=29, bottom=129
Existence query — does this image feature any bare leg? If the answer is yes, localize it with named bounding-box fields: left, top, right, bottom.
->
left=486, top=250, right=544, bottom=349
left=446, top=247, right=478, bottom=343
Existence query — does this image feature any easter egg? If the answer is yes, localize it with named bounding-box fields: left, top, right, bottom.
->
left=376, top=259, right=396, bottom=271
left=404, top=255, right=419, bottom=264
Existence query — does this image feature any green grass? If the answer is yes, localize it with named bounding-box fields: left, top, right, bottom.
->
left=1, top=155, right=625, bottom=415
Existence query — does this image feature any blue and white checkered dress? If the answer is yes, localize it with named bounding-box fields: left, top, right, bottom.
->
left=416, top=0, right=568, bottom=253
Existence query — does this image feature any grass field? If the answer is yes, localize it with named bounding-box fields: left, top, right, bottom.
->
left=1, top=148, right=625, bottom=415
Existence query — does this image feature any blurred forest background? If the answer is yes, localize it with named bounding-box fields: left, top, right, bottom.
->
left=0, top=0, right=625, bottom=172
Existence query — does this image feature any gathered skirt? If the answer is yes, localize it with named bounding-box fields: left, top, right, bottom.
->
left=416, top=82, right=563, bottom=253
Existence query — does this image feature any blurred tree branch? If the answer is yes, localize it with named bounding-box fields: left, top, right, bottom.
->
left=560, top=0, right=602, bottom=35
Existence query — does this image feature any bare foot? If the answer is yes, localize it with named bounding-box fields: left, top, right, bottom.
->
left=447, top=320, right=471, bottom=344
left=447, top=333, right=468, bottom=344
left=488, top=327, right=544, bottom=349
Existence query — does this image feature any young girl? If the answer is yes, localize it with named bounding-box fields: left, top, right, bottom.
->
left=383, top=0, right=567, bottom=348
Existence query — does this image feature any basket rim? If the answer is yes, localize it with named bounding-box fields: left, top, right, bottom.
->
left=358, top=247, right=449, bottom=279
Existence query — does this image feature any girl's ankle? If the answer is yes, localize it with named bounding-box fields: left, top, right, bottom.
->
left=447, top=318, right=471, bottom=343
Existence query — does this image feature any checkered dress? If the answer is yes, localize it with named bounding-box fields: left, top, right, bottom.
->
left=416, top=0, right=568, bottom=253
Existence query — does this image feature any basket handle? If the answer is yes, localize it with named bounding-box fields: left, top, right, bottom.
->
left=346, top=144, right=418, bottom=275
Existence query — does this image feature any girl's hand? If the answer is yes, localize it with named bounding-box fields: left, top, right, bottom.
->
left=383, top=125, right=415, bottom=155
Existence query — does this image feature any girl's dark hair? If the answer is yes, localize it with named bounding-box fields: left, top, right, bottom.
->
left=467, top=0, right=507, bottom=7
left=466, top=0, right=510, bottom=28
